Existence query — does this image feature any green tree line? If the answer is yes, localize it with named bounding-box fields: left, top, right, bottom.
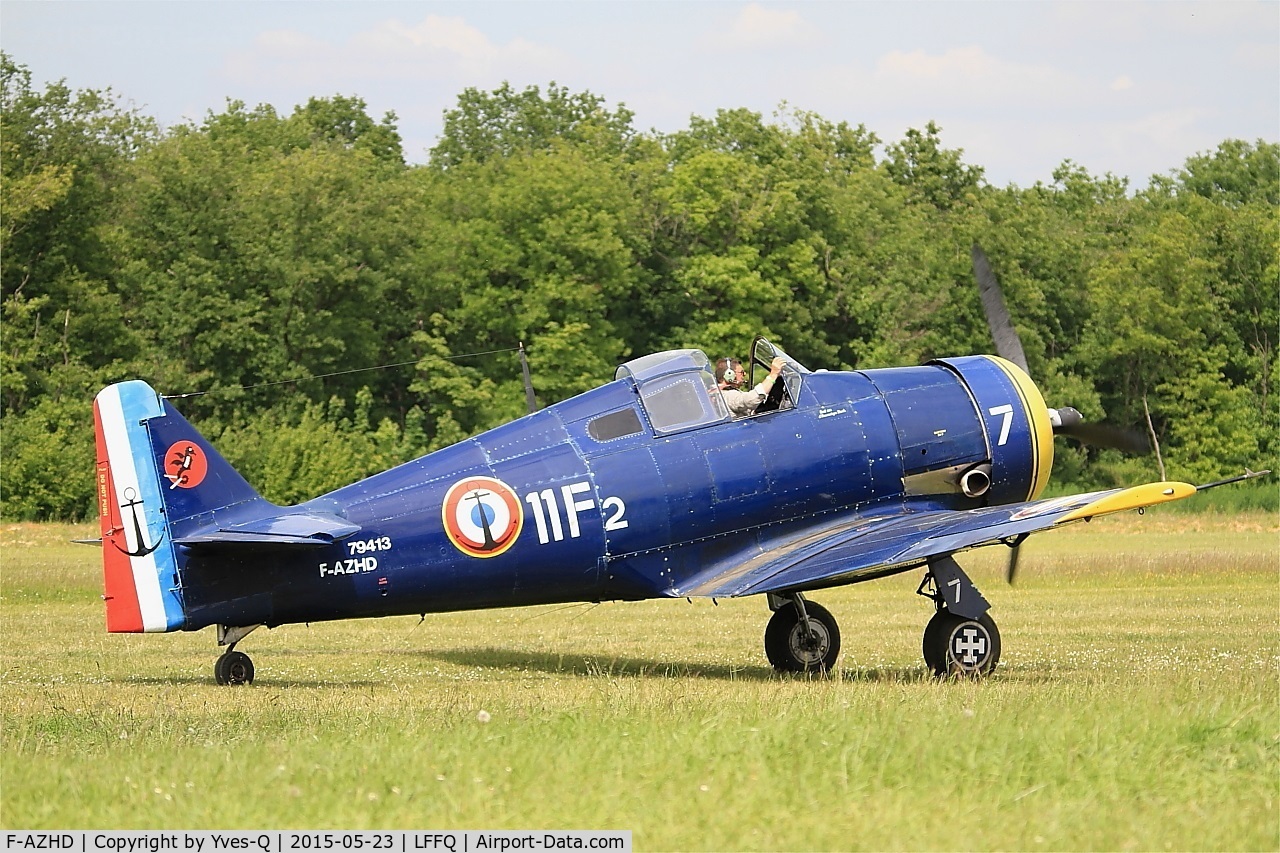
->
left=3, top=55, right=1276, bottom=519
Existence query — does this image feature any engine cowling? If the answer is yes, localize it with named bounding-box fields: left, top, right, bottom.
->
left=932, top=355, right=1055, bottom=505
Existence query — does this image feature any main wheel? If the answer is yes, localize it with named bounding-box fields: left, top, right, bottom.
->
left=765, top=600, right=840, bottom=673
left=922, top=610, right=1001, bottom=678
left=214, top=650, right=255, bottom=686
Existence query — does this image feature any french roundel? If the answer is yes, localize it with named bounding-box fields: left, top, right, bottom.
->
left=442, top=476, right=523, bottom=558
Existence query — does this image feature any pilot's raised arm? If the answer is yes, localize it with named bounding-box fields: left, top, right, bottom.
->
left=717, top=356, right=784, bottom=417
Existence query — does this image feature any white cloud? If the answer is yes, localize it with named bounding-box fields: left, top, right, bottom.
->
left=712, top=3, right=822, bottom=49
left=353, top=16, right=500, bottom=66
left=931, top=107, right=1214, bottom=189
left=790, top=44, right=1102, bottom=126
left=224, top=14, right=570, bottom=88
left=873, top=45, right=1081, bottom=105
left=1110, top=75, right=1134, bottom=92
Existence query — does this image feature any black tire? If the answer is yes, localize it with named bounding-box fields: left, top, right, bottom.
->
left=765, top=600, right=840, bottom=673
left=214, top=650, right=254, bottom=686
left=922, top=610, right=1001, bottom=678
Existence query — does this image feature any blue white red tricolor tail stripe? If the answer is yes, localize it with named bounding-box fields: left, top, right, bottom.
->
left=93, top=381, right=186, bottom=632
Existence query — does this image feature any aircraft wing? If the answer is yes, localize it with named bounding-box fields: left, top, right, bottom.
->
left=672, top=481, right=1197, bottom=598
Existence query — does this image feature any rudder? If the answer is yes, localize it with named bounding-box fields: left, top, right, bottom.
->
left=94, top=381, right=265, bottom=632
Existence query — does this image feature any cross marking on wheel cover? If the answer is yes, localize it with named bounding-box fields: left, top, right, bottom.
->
left=952, top=626, right=988, bottom=666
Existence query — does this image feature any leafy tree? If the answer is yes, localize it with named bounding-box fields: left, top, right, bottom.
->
left=1153, top=139, right=1280, bottom=207
left=107, top=99, right=417, bottom=425
left=2, top=64, right=1276, bottom=517
left=406, top=318, right=516, bottom=450
left=651, top=108, right=892, bottom=367
left=1076, top=206, right=1256, bottom=481
left=883, top=121, right=985, bottom=211
left=1, top=54, right=156, bottom=414
left=291, top=95, right=404, bottom=164
left=406, top=132, right=651, bottom=430
left=429, top=82, right=637, bottom=168
left=217, top=388, right=427, bottom=504
left=0, top=396, right=94, bottom=519
left=1145, top=142, right=1279, bottom=466
left=1156, top=347, right=1263, bottom=481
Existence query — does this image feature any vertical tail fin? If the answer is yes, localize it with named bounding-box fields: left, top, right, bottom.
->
left=93, top=381, right=264, bottom=632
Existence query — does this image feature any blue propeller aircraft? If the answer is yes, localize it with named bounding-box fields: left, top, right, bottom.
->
left=91, top=247, right=1266, bottom=684
left=92, top=332, right=1262, bottom=685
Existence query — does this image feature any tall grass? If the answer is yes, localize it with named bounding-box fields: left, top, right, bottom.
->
left=2, top=514, right=1277, bottom=850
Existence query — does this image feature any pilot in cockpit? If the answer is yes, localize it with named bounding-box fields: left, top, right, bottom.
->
left=716, top=355, right=785, bottom=417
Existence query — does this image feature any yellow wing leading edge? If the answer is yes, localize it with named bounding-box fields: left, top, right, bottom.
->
left=1058, top=481, right=1198, bottom=523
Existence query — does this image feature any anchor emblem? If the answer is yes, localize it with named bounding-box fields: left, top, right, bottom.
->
left=113, top=486, right=161, bottom=557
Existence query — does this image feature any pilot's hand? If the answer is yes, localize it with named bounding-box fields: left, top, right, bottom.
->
left=770, top=356, right=785, bottom=376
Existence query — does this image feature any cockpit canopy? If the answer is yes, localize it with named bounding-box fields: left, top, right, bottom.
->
left=615, top=349, right=728, bottom=435
left=614, top=339, right=805, bottom=436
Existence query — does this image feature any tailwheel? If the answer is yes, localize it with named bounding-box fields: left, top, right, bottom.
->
left=922, top=610, right=1001, bottom=678
left=765, top=597, right=840, bottom=673
left=214, top=649, right=255, bottom=686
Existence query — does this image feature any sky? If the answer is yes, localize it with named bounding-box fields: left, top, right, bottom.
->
left=3, top=1, right=1278, bottom=189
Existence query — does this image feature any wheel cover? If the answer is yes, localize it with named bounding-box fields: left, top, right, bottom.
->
left=788, top=621, right=831, bottom=666
left=947, top=621, right=993, bottom=673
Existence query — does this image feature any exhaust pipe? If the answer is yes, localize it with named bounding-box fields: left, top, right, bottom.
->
left=960, top=463, right=992, bottom=498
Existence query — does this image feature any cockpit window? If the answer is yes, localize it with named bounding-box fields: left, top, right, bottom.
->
left=587, top=408, right=643, bottom=441
left=615, top=349, right=740, bottom=434
left=638, top=368, right=729, bottom=435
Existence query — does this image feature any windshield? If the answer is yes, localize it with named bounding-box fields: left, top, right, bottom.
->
left=748, top=336, right=806, bottom=413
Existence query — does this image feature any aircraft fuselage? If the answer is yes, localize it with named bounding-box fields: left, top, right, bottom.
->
left=173, top=353, right=1050, bottom=631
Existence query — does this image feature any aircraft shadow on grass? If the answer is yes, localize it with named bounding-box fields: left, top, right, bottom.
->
left=419, top=646, right=932, bottom=684
left=112, top=648, right=929, bottom=686
left=120, top=674, right=384, bottom=689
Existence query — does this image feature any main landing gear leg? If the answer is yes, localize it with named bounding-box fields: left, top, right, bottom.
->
left=764, top=593, right=841, bottom=673
left=917, top=556, right=1001, bottom=678
left=214, top=624, right=260, bottom=686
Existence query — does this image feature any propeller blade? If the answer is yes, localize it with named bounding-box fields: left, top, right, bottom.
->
left=971, top=243, right=1029, bottom=375
left=1049, top=405, right=1149, bottom=454
left=1057, top=421, right=1151, bottom=455
left=972, top=245, right=1149, bottom=456
left=964, top=245, right=1152, bottom=579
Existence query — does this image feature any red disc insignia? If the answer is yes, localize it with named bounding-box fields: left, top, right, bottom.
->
left=442, top=476, right=523, bottom=558
left=163, top=441, right=207, bottom=489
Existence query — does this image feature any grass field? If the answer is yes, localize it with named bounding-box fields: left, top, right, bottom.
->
left=2, top=512, right=1277, bottom=850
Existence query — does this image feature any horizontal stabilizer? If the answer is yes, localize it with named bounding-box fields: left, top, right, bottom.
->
left=175, top=511, right=361, bottom=549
